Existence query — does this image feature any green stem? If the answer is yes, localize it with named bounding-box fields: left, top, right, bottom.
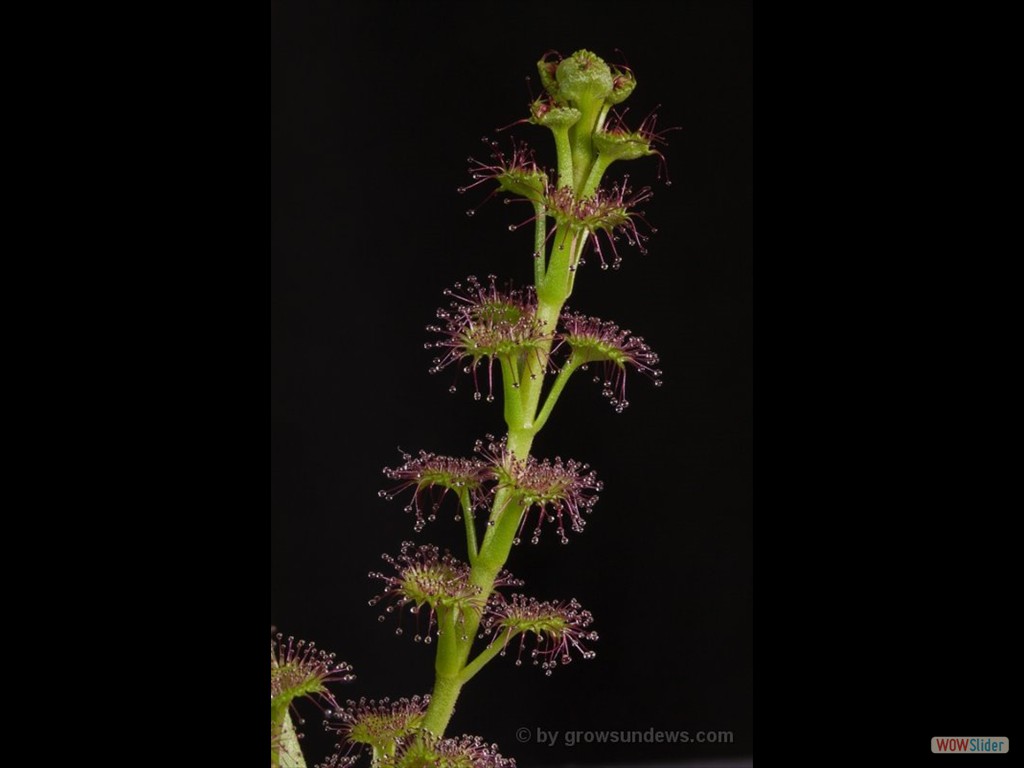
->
left=533, top=201, right=547, bottom=285
left=460, top=489, right=478, bottom=565
left=271, top=649, right=308, bottom=768
left=538, top=228, right=577, bottom=305
left=569, top=99, right=603, bottom=191
left=481, top=482, right=527, bottom=556
left=532, top=354, right=582, bottom=434
left=551, top=125, right=574, bottom=189
left=276, top=709, right=307, bottom=768
left=420, top=672, right=464, bottom=737
left=420, top=289, right=573, bottom=738
left=271, top=704, right=285, bottom=768
left=459, top=629, right=516, bottom=683
left=434, top=608, right=461, bottom=677
left=421, top=108, right=589, bottom=738
left=419, top=458, right=533, bottom=738
left=499, top=355, right=523, bottom=430
left=564, top=230, right=590, bottom=298
left=516, top=302, right=561, bottom=431
left=580, top=154, right=612, bottom=198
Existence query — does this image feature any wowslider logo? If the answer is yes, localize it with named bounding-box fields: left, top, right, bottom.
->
left=932, top=737, right=1009, bottom=754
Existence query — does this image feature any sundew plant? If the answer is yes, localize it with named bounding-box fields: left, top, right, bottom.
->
left=272, top=49, right=672, bottom=768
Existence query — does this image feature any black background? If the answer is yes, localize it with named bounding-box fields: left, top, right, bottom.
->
left=268, top=4, right=1023, bottom=767
left=271, top=2, right=751, bottom=764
